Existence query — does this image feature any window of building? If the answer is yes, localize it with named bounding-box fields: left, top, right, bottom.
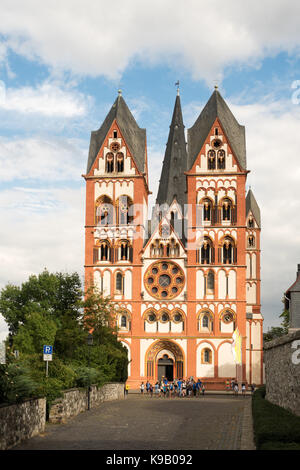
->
left=115, top=272, right=124, bottom=293
left=207, top=150, right=216, bottom=170
left=201, top=348, right=212, bottom=364
left=116, top=152, right=124, bottom=172
left=106, top=152, right=114, bottom=173
left=217, top=150, right=225, bottom=170
left=113, top=130, right=118, bottom=138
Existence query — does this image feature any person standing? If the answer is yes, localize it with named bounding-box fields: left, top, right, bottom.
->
left=201, top=383, right=205, bottom=396
left=241, top=383, right=246, bottom=397
left=146, top=381, right=150, bottom=394
left=150, top=383, right=153, bottom=398
left=234, top=382, right=239, bottom=396
left=140, top=382, right=145, bottom=394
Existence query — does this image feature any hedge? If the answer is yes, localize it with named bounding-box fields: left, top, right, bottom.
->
left=252, top=386, right=300, bottom=449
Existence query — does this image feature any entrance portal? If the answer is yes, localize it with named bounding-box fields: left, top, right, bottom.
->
left=157, top=354, right=174, bottom=381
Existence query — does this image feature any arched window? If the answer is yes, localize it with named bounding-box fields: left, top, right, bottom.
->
left=203, top=198, right=213, bottom=222
left=160, top=312, right=169, bottom=323
left=117, top=196, right=134, bottom=225
left=217, top=150, right=225, bottom=169
left=248, top=235, right=255, bottom=248
left=200, top=237, right=213, bottom=264
left=201, top=348, right=212, bottom=364
left=116, top=152, right=124, bottom=172
left=207, top=150, right=216, bottom=170
left=115, top=272, right=124, bottom=294
left=119, top=240, right=131, bottom=261
left=121, top=315, right=127, bottom=328
left=202, top=315, right=209, bottom=328
left=222, top=198, right=232, bottom=221
left=207, top=270, right=215, bottom=293
left=222, top=236, right=235, bottom=264
left=99, top=241, right=111, bottom=261
left=95, top=196, right=114, bottom=225
left=105, top=152, right=114, bottom=173
left=248, top=216, right=254, bottom=228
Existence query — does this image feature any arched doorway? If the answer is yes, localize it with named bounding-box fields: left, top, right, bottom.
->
left=157, top=354, right=174, bottom=381
left=146, top=340, right=184, bottom=381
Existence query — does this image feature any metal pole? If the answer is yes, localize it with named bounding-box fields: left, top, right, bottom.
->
left=46, top=360, right=49, bottom=378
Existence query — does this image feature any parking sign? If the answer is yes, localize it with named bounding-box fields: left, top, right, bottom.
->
left=43, top=345, right=53, bottom=361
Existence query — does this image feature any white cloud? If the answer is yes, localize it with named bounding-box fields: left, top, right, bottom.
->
left=0, top=185, right=85, bottom=340
left=0, top=136, right=87, bottom=182
left=0, top=82, right=90, bottom=117
left=0, top=1, right=300, bottom=81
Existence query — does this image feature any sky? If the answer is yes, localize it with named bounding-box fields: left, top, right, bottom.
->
left=0, top=0, right=300, bottom=339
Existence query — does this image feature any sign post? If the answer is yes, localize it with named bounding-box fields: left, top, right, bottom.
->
left=43, top=345, right=53, bottom=377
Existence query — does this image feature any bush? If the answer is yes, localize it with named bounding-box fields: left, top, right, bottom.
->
left=252, top=386, right=300, bottom=449
left=0, top=363, right=40, bottom=404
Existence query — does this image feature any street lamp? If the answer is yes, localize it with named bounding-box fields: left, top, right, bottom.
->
left=86, top=332, right=93, bottom=410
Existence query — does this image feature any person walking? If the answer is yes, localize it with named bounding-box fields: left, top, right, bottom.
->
left=234, top=382, right=239, bottom=396
left=201, top=383, right=205, bottom=396
left=155, top=382, right=159, bottom=397
left=150, top=383, right=153, bottom=398
left=140, top=382, right=145, bottom=395
left=146, top=381, right=150, bottom=394
left=241, top=383, right=246, bottom=397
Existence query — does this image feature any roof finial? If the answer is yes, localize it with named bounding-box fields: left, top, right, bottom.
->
left=118, top=88, right=122, bottom=97
left=214, top=79, right=219, bottom=91
left=175, top=80, right=180, bottom=96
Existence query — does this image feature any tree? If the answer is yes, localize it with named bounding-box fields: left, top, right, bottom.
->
left=263, top=302, right=290, bottom=343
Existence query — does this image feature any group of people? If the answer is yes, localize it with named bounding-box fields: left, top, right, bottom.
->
left=140, top=378, right=206, bottom=398
left=138, top=378, right=256, bottom=397
left=226, top=379, right=255, bottom=396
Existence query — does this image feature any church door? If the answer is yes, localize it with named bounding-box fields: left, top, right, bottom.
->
left=157, top=354, right=174, bottom=381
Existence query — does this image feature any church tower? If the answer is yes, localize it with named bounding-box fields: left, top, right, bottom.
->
left=83, top=87, right=264, bottom=388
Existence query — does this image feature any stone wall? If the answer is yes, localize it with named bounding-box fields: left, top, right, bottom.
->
left=0, top=397, right=46, bottom=450
left=264, top=330, right=300, bottom=416
left=48, top=382, right=124, bottom=424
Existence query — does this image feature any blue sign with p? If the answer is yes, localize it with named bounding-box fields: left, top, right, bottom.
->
left=43, top=345, right=53, bottom=354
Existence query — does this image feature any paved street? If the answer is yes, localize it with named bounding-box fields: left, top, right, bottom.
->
left=13, top=394, right=251, bottom=450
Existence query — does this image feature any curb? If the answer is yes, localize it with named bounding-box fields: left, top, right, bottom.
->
left=240, top=397, right=256, bottom=450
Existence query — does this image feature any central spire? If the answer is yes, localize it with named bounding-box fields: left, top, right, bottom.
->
left=156, top=93, right=187, bottom=210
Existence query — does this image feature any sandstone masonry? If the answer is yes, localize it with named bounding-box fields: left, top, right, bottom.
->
left=48, top=382, right=124, bottom=424
left=0, top=397, right=46, bottom=450
left=264, top=329, right=300, bottom=416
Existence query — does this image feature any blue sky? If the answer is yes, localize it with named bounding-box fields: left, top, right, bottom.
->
left=1, top=1, right=300, bottom=338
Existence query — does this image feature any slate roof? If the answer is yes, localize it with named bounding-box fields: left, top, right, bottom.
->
left=86, top=94, right=146, bottom=175
left=286, top=266, right=300, bottom=295
left=156, top=94, right=188, bottom=210
left=187, top=88, right=247, bottom=171
left=246, top=189, right=261, bottom=228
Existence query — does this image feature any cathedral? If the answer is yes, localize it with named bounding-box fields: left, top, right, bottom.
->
left=83, top=86, right=264, bottom=389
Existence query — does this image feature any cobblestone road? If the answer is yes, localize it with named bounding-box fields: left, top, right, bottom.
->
left=14, top=394, right=250, bottom=450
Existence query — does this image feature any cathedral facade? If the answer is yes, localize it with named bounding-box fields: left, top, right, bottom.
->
left=83, top=87, right=263, bottom=389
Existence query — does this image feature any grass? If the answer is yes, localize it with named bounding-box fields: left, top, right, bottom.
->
left=252, top=386, right=300, bottom=450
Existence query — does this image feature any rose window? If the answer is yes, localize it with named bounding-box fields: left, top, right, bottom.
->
left=144, top=261, right=185, bottom=299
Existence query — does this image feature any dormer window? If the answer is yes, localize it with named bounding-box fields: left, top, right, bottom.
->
left=113, top=130, right=118, bottom=138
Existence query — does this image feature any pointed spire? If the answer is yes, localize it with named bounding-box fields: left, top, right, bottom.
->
left=86, top=92, right=146, bottom=174
left=187, top=87, right=246, bottom=171
left=156, top=93, right=187, bottom=210
left=246, top=188, right=261, bottom=227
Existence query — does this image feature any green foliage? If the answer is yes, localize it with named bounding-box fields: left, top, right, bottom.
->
left=263, top=326, right=286, bottom=342
left=0, top=271, right=128, bottom=407
left=252, top=386, right=300, bottom=449
left=263, top=302, right=290, bottom=342
left=0, top=363, right=40, bottom=404
left=13, top=311, right=58, bottom=355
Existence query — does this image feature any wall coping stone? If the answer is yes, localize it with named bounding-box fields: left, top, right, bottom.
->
left=264, top=329, right=300, bottom=350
